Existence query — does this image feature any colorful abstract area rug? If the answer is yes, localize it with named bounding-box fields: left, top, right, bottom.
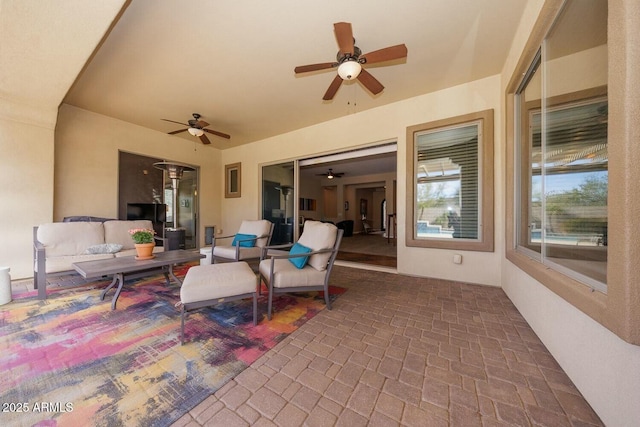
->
left=0, top=265, right=345, bottom=426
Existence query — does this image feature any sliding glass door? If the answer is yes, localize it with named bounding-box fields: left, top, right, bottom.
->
left=262, top=162, right=296, bottom=245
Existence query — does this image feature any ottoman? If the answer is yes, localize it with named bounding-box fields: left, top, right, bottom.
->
left=180, top=261, right=258, bottom=344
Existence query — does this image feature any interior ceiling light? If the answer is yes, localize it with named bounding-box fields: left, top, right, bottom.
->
left=187, top=127, right=204, bottom=137
left=337, top=59, right=362, bottom=80
left=327, top=172, right=335, bottom=179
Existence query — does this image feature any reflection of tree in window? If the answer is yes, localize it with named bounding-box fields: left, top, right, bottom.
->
left=529, top=99, right=608, bottom=247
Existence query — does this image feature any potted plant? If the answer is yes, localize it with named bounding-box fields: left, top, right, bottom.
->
left=128, top=228, right=156, bottom=259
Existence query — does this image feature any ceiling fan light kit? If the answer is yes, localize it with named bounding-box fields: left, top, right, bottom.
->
left=187, top=127, right=204, bottom=137
left=337, top=60, right=362, bottom=80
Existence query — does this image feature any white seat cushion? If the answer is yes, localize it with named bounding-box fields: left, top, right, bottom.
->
left=297, top=221, right=338, bottom=271
left=181, top=262, right=257, bottom=304
left=37, top=254, right=115, bottom=274
left=259, top=258, right=328, bottom=289
left=213, top=245, right=262, bottom=261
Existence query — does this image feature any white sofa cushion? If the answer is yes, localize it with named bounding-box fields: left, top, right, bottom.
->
left=37, top=222, right=105, bottom=257
left=297, top=221, right=338, bottom=271
left=181, top=262, right=257, bottom=304
left=41, top=254, right=114, bottom=274
left=103, top=220, right=155, bottom=250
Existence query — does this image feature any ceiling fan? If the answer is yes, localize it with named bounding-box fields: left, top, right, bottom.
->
left=161, top=113, right=231, bottom=145
left=294, top=22, right=408, bottom=100
left=316, top=168, right=345, bottom=179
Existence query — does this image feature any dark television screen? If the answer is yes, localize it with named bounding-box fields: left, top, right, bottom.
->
left=126, top=203, right=166, bottom=223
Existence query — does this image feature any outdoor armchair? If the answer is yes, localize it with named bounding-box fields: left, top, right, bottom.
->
left=211, top=219, right=274, bottom=265
left=259, top=220, right=344, bottom=320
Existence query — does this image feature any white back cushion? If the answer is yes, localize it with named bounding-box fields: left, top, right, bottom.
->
left=37, top=222, right=105, bottom=257
left=237, top=220, right=272, bottom=248
left=104, top=220, right=154, bottom=249
left=297, top=221, right=338, bottom=271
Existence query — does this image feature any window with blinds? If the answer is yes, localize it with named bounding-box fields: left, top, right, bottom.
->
left=415, top=123, right=480, bottom=240
left=406, top=110, right=494, bottom=252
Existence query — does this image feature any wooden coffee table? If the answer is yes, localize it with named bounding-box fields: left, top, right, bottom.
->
left=72, top=250, right=205, bottom=310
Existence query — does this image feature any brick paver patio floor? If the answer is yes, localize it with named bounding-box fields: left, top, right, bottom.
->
left=176, top=265, right=603, bottom=426
left=13, top=264, right=603, bottom=426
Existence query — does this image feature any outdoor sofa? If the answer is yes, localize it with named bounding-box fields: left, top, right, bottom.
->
left=33, top=219, right=164, bottom=299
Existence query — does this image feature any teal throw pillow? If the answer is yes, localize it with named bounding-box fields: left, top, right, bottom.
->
left=232, top=233, right=257, bottom=247
left=288, top=243, right=312, bottom=269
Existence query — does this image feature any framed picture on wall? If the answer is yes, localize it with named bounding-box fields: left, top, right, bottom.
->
left=225, top=162, right=241, bottom=198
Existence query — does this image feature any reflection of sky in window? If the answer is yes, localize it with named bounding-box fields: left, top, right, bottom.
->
left=531, top=170, right=607, bottom=201
left=441, top=181, right=460, bottom=197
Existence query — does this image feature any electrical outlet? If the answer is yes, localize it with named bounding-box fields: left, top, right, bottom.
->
left=217, top=228, right=223, bottom=234
left=453, top=254, right=463, bottom=264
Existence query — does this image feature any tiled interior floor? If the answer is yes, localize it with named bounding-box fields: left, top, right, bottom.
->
left=12, top=265, right=603, bottom=426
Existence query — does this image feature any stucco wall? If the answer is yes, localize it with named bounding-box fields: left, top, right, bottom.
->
left=0, top=104, right=57, bottom=279
left=503, top=262, right=640, bottom=426
left=54, top=104, right=222, bottom=246
left=220, top=74, right=503, bottom=287
left=0, top=0, right=127, bottom=279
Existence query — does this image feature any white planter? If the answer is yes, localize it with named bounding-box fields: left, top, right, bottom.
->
left=199, top=247, right=212, bottom=265
left=0, top=267, right=11, bottom=305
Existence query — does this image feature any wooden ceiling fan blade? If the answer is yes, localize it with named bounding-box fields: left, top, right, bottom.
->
left=168, top=128, right=188, bottom=135
left=295, top=62, right=337, bottom=74
left=199, top=134, right=211, bottom=145
left=323, top=75, right=343, bottom=100
left=334, top=22, right=354, bottom=56
left=357, top=69, right=384, bottom=95
left=203, top=128, right=231, bottom=139
left=162, top=118, right=188, bottom=126
left=360, top=44, right=408, bottom=64
left=196, top=120, right=209, bottom=128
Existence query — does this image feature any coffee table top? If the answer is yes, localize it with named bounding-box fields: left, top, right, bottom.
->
left=73, top=250, right=204, bottom=279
